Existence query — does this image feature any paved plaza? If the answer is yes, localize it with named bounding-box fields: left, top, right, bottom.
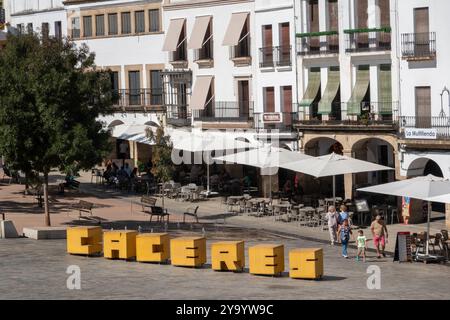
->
left=0, top=171, right=449, bottom=300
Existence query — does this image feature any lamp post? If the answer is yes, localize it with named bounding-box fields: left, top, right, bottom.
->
left=439, top=86, right=449, bottom=118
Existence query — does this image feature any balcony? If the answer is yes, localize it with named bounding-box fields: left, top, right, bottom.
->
left=230, top=36, right=251, bottom=66
left=296, top=102, right=399, bottom=131
left=193, top=38, right=214, bottom=68
left=112, top=89, right=163, bottom=112
left=192, top=101, right=254, bottom=123
left=169, top=45, right=188, bottom=68
left=297, top=32, right=339, bottom=56
left=401, top=32, right=436, bottom=61
left=259, top=45, right=292, bottom=68
left=344, top=28, right=391, bottom=53
left=399, top=116, right=450, bottom=140
left=166, top=105, right=191, bottom=127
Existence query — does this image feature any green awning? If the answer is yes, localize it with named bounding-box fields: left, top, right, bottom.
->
left=347, top=67, right=369, bottom=115
left=378, top=64, right=392, bottom=114
left=318, top=68, right=340, bottom=115
left=299, top=68, right=321, bottom=107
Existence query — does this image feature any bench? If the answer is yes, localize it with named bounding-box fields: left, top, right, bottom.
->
left=58, top=179, right=80, bottom=194
left=140, top=195, right=170, bottom=224
left=72, top=200, right=94, bottom=219
left=183, top=206, right=199, bottom=223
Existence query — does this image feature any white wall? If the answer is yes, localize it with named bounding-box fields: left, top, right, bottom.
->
left=163, top=0, right=255, bottom=103
left=9, top=8, right=66, bottom=36
left=8, top=0, right=64, bottom=15
left=398, top=0, right=450, bottom=117
left=254, top=0, right=297, bottom=114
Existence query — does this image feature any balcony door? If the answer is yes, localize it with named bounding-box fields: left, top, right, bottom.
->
left=356, top=0, right=368, bottom=49
left=238, top=80, right=250, bottom=118
left=263, top=87, right=275, bottom=113
left=128, top=71, right=141, bottom=105
left=262, top=25, right=273, bottom=67
left=415, top=87, right=431, bottom=128
left=414, top=7, right=430, bottom=56
left=279, top=23, right=291, bottom=66
left=150, top=70, right=163, bottom=105
left=281, top=86, right=293, bottom=126
left=308, top=0, right=320, bottom=52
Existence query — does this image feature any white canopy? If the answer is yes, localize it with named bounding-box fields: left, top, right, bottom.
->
left=110, top=124, right=156, bottom=145
left=172, top=132, right=252, bottom=153
left=281, top=152, right=393, bottom=178
left=358, top=175, right=450, bottom=256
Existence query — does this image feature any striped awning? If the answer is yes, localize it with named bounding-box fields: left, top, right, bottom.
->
left=318, top=67, right=340, bottom=115
left=347, top=67, right=370, bottom=115
left=299, top=68, right=321, bottom=107
left=378, top=64, right=392, bottom=114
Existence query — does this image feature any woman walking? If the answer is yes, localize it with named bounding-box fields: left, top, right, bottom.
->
left=325, top=205, right=339, bottom=246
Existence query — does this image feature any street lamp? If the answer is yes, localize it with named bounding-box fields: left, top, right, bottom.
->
left=439, top=86, right=449, bottom=118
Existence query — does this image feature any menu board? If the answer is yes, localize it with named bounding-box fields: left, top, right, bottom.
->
left=393, top=232, right=412, bottom=262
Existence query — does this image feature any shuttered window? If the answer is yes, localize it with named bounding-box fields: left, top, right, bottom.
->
left=263, top=25, right=272, bottom=47
left=415, top=87, right=431, bottom=128
left=328, top=0, right=338, bottom=31
left=71, top=18, right=80, bottom=38
left=41, top=22, right=49, bottom=38
left=108, top=13, right=118, bottom=35
left=96, top=15, right=105, bottom=36
left=414, top=7, right=429, bottom=34
left=121, top=12, right=131, bottom=34
left=309, top=0, right=319, bottom=33
left=128, top=71, right=141, bottom=105
left=83, top=16, right=92, bottom=37
left=149, top=9, right=160, bottom=32
left=357, top=0, right=368, bottom=28
left=111, top=72, right=119, bottom=92
left=264, top=87, right=275, bottom=112
left=379, top=0, right=390, bottom=27
left=55, top=21, right=62, bottom=39
left=150, top=70, right=163, bottom=105
left=135, top=10, right=145, bottom=33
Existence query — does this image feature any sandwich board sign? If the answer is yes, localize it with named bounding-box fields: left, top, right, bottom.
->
left=393, top=231, right=412, bottom=262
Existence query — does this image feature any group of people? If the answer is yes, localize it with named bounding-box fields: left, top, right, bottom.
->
left=326, top=205, right=388, bottom=261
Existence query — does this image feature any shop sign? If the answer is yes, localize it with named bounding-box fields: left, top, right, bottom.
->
left=262, top=112, right=282, bottom=123
left=404, top=128, right=437, bottom=140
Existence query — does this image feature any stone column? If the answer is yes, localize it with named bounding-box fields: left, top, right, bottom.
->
left=446, top=203, right=450, bottom=230
left=261, top=174, right=279, bottom=198
left=343, top=150, right=353, bottom=200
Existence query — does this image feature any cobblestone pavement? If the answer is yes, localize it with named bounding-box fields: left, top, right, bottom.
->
left=0, top=227, right=449, bottom=300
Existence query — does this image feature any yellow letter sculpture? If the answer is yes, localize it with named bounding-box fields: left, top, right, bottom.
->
left=103, top=230, right=138, bottom=260
left=67, top=226, right=102, bottom=256
left=170, top=237, right=206, bottom=267
left=136, top=233, right=170, bottom=263
left=211, top=241, right=245, bottom=271
left=249, top=244, right=284, bottom=276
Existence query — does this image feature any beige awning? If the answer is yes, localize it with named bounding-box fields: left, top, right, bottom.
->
left=162, top=18, right=185, bottom=52
left=222, top=12, right=249, bottom=46
left=347, top=67, right=370, bottom=115
left=190, top=76, right=214, bottom=110
left=299, top=68, right=321, bottom=107
left=188, top=16, right=212, bottom=50
left=318, top=67, right=340, bottom=115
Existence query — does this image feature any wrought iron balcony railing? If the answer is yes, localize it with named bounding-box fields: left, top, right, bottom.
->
left=401, top=32, right=436, bottom=60
left=192, top=101, right=254, bottom=122
left=297, top=33, right=339, bottom=56
left=112, top=89, right=163, bottom=111
left=345, top=28, right=391, bottom=53
left=399, top=116, right=450, bottom=139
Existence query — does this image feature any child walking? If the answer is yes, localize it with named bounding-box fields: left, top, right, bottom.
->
left=337, top=219, right=352, bottom=258
left=356, top=230, right=367, bottom=262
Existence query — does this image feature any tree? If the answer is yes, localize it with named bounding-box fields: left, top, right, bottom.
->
left=0, top=33, right=114, bottom=226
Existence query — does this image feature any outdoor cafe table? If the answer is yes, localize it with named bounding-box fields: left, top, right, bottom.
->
left=272, top=203, right=291, bottom=215
left=325, top=197, right=343, bottom=206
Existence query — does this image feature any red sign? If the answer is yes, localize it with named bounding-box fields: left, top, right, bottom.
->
left=262, top=112, right=282, bottom=123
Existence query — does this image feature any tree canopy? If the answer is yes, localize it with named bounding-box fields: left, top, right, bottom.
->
left=0, top=33, right=114, bottom=225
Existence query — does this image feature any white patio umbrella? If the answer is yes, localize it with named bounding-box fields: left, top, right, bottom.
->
left=358, top=174, right=450, bottom=257
left=213, top=145, right=312, bottom=198
left=172, top=132, right=253, bottom=194
left=281, top=152, right=393, bottom=204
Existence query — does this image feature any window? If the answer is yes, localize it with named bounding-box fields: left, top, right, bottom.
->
left=135, top=11, right=145, bottom=33
left=16, top=23, right=24, bottom=34
left=415, top=86, right=431, bottom=128
left=327, top=0, right=338, bottom=30
left=54, top=21, right=62, bottom=39
left=357, top=0, right=368, bottom=28
left=149, top=9, right=160, bottom=32
left=150, top=70, right=163, bottom=105
left=121, top=12, right=131, bottom=34
left=71, top=18, right=80, bottom=39
left=83, top=16, right=92, bottom=37
left=110, top=71, right=119, bottom=92
left=41, top=23, right=49, bottom=38
left=263, top=87, right=275, bottom=112
left=26, top=23, right=33, bottom=34
left=309, top=0, right=319, bottom=32
left=128, top=71, right=141, bottom=105
left=96, top=15, right=105, bottom=36
left=108, top=13, right=118, bottom=35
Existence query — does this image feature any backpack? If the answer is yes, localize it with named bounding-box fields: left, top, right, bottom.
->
left=340, top=227, right=350, bottom=242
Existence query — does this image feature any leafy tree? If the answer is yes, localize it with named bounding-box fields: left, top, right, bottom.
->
left=0, top=33, right=114, bottom=226
left=148, top=126, right=174, bottom=183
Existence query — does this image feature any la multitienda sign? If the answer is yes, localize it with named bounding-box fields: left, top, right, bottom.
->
left=67, top=226, right=324, bottom=280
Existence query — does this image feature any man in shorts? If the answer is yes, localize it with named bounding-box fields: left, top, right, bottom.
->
left=371, top=215, right=388, bottom=258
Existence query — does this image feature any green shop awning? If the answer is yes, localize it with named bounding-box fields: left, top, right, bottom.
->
left=318, top=68, right=340, bottom=115
left=347, top=67, right=370, bottom=115
left=299, top=68, right=321, bottom=107
left=378, top=64, right=392, bottom=114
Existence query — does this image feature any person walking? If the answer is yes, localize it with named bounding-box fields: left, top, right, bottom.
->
left=337, top=219, right=352, bottom=258
left=356, top=230, right=367, bottom=262
left=338, top=204, right=349, bottom=225
left=325, top=205, right=339, bottom=246
left=371, top=215, right=388, bottom=258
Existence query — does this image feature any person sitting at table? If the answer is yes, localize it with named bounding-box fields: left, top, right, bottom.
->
left=130, top=167, right=138, bottom=178
left=117, top=166, right=128, bottom=179
left=112, top=162, right=119, bottom=176
left=124, top=163, right=132, bottom=177
left=242, top=174, right=252, bottom=189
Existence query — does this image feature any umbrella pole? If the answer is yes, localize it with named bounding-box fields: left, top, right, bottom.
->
left=333, top=175, right=336, bottom=206
left=426, top=201, right=431, bottom=256
left=269, top=173, right=272, bottom=199
left=207, top=163, right=210, bottom=194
